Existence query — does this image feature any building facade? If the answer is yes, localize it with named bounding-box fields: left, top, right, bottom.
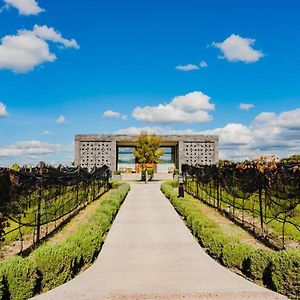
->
left=75, top=134, right=219, bottom=172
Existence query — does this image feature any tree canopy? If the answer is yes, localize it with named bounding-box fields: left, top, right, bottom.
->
left=133, top=132, right=164, bottom=169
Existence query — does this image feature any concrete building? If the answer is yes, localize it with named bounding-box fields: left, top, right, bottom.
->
left=75, top=134, right=219, bottom=173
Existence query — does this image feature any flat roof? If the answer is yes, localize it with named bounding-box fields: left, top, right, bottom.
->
left=75, top=134, right=218, bottom=143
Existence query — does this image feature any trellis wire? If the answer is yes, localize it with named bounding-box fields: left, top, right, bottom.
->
left=0, top=163, right=110, bottom=251
left=182, top=163, right=300, bottom=249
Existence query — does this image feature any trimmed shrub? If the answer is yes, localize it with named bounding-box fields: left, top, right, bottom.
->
left=0, top=183, right=130, bottom=298
left=221, top=240, right=255, bottom=270
left=269, top=248, right=300, bottom=299
left=243, top=249, right=272, bottom=281
left=33, top=241, right=80, bottom=292
left=200, top=228, right=231, bottom=259
left=161, top=181, right=300, bottom=299
left=0, top=256, right=37, bottom=300
left=33, top=183, right=130, bottom=293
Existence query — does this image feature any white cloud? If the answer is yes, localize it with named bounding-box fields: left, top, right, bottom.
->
left=32, top=25, right=80, bottom=49
left=118, top=108, right=300, bottom=161
left=204, top=123, right=254, bottom=145
left=277, top=108, right=300, bottom=129
left=3, top=0, right=44, bottom=15
left=171, top=91, right=215, bottom=112
left=42, top=130, right=54, bottom=136
left=175, top=64, right=199, bottom=71
left=0, top=140, right=67, bottom=157
left=103, top=110, right=121, bottom=118
left=239, top=103, right=254, bottom=110
left=132, top=91, right=215, bottom=124
left=56, top=115, right=66, bottom=124
left=0, top=25, right=79, bottom=73
left=0, top=102, right=8, bottom=117
left=103, top=110, right=127, bottom=120
left=115, top=126, right=210, bottom=136
left=0, top=31, right=56, bottom=73
left=212, top=34, right=264, bottom=63
left=199, top=60, right=208, bottom=68
left=0, top=140, right=73, bottom=166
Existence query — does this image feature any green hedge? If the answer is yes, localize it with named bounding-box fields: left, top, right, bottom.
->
left=0, top=183, right=130, bottom=299
left=0, top=256, right=37, bottom=300
left=161, top=181, right=300, bottom=300
left=270, top=248, right=300, bottom=299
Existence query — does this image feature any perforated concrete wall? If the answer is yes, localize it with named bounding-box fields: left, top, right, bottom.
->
left=75, top=134, right=218, bottom=171
left=183, top=142, right=215, bottom=165
left=79, top=141, right=113, bottom=169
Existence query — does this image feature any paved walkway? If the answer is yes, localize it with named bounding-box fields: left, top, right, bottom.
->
left=33, top=182, right=287, bottom=300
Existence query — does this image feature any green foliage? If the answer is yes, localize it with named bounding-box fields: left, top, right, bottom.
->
left=33, top=242, right=80, bottom=291
left=242, top=249, right=272, bottom=281
left=0, top=183, right=130, bottom=299
left=161, top=181, right=299, bottom=299
left=221, top=240, right=254, bottom=270
left=110, top=180, right=122, bottom=189
left=10, top=163, right=20, bottom=172
left=173, top=169, right=179, bottom=175
left=269, top=248, right=300, bottom=299
left=0, top=256, right=37, bottom=300
left=133, top=132, right=164, bottom=168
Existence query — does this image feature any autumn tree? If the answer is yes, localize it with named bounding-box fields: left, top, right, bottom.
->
left=133, top=132, right=164, bottom=180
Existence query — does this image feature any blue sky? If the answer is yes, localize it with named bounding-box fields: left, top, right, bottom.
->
left=0, top=0, right=300, bottom=165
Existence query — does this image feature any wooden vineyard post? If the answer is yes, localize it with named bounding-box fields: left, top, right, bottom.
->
left=258, top=183, right=264, bottom=237
left=36, top=161, right=44, bottom=244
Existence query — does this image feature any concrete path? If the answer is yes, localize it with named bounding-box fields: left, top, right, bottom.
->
left=33, top=182, right=287, bottom=300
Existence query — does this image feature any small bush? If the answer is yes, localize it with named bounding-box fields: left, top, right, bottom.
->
left=0, top=183, right=130, bottom=298
left=242, top=249, right=272, bottom=281
left=33, top=241, right=80, bottom=292
left=0, top=256, right=37, bottom=300
left=269, top=248, right=300, bottom=299
left=162, top=181, right=300, bottom=299
left=33, top=183, right=130, bottom=292
left=221, top=240, right=255, bottom=270
left=110, top=180, right=122, bottom=189
left=200, top=228, right=230, bottom=259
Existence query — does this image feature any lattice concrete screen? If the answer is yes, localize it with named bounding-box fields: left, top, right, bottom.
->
left=75, top=134, right=218, bottom=172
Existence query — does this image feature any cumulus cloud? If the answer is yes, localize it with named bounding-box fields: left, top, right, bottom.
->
left=0, top=140, right=68, bottom=157
left=132, top=91, right=215, bottom=124
left=175, top=64, right=199, bottom=71
left=0, top=25, right=79, bottom=73
left=103, top=110, right=128, bottom=120
left=0, top=140, right=73, bottom=166
left=204, top=123, right=254, bottom=145
left=212, top=34, right=264, bottom=63
left=119, top=108, right=300, bottom=161
left=56, top=115, right=66, bottom=124
left=199, top=60, right=208, bottom=68
left=3, top=0, right=44, bottom=16
left=175, top=61, right=208, bottom=71
left=115, top=126, right=211, bottom=136
left=239, top=103, right=254, bottom=110
left=32, top=25, right=80, bottom=49
left=103, top=110, right=121, bottom=118
left=0, top=102, right=8, bottom=117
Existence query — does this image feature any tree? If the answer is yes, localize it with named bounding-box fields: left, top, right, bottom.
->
left=10, top=163, right=20, bottom=172
left=133, top=132, right=164, bottom=180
